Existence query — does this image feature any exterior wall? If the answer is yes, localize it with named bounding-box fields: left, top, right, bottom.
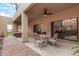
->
left=78, top=18, right=79, bottom=42
left=13, top=22, right=18, bottom=33
left=0, top=16, right=12, bottom=37
left=77, top=6, right=79, bottom=41
left=29, top=5, right=79, bottom=36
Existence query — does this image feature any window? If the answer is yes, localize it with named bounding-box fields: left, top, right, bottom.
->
left=33, top=24, right=41, bottom=34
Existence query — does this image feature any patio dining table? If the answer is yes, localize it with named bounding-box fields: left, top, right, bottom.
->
left=39, top=34, right=50, bottom=39
left=39, top=34, right=50, bottom=44
left=39, top=34, right=56, bottom=46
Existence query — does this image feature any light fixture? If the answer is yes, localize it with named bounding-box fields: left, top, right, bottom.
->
left=43, top=8, right=47, bottom=16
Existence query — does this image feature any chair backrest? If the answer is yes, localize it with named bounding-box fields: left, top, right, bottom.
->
left=34, top=33, right=40, bottom=40
left=46, top=33, right=51, bottom=39
left=53, top=33, right=58, bottom=40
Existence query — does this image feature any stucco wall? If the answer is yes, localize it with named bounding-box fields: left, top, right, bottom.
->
left=29, top=5, right=79, bottom=36
left=0, top=16, right=12, bottom=37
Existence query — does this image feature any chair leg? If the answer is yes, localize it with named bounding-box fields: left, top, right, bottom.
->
left=38, top=43, right=43, bottom=48
left=38, top=42, right=45, bottom=48
left=34, top=40, right=37, bottom=47
left=53, top=42, right=55, bottom=46
left=34, top=42, right=36, bottom=47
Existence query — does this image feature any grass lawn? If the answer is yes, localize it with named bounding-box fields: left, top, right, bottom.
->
left=7, top=32, right=13, bottom=36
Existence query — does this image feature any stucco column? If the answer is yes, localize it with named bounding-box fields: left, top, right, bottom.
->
left=21, top=12, right=28, bottom=42
left=13, top=22, right=18, bottom=33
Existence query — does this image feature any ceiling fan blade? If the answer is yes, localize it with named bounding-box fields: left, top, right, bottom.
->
left=43, top=8, right=47, bottom=15
left=43, top=8, right=53, bottom=16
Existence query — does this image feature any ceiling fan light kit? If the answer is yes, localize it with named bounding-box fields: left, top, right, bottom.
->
left=43, top=8, right=52, bottom=16
left=44, top=14, right=47, bottom=16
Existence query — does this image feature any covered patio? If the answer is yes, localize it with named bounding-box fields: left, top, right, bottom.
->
left=12, top=3, right=79, bottom=56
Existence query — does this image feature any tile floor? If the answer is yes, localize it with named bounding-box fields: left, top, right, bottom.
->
left=22, top=37, right=77, bottom=56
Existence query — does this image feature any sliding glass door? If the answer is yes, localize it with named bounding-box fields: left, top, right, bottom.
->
left=51, top=18, right=78, bottom=41
left=62, top=18, right=77, bottom=41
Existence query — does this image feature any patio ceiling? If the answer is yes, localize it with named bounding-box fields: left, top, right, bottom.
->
left=26, top=3, right=78, bottom=22
left=13, top=15, right=21, bottom=25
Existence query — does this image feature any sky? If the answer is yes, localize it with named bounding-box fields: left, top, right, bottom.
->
left=0, top=3, right=15, bottom=17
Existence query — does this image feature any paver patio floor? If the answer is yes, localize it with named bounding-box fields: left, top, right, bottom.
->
left=2, top=37, right=40, bottom=56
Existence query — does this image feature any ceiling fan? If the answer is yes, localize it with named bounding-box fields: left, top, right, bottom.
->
left=43, top=8, right=53, bottom=16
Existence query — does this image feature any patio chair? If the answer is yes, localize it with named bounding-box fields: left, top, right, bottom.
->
left=33, top=33, right=45, bottom=48
left=49, top=33, right=58, bottom=46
